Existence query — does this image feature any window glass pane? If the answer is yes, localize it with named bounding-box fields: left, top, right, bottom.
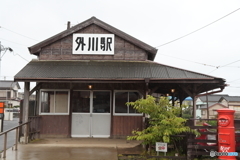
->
left=55, top=91, right=68, bottom=113
left=129, top=92, right=141, bottom=113
left=41, top=91, right=54, bottom=113
left=115, top=92, right=128, bottom=113
left=7, top=91, right=11, bottom=98
left=93, top=91, right=110, bottom=113
left=72, top=91, right=90, bottom=113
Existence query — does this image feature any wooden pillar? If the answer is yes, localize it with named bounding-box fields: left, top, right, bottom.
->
left=144, top=80, right=149, bottom=124
left=171, top=93, right=175, bottom=106
left=192, top=94, right=197, bottom=125
left=23, top=82, right=30, bottom=143
left=179, top=98, right=183, bottom=117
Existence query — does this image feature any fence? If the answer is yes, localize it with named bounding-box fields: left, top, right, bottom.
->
left=0, top=121, right=30, bottom=158
left=187, top=119, right=240, bottom=159
left=28, top=116, right=41, bottom=140
left=118, top=119, right=240, bottom=160
left=0, top=116, right=41, bottom=159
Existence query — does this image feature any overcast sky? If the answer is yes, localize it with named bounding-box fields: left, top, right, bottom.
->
left=1, top=0, right=240, bottom=96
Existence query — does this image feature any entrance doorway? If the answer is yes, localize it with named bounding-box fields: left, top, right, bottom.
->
left=71, top=91, right=111, bottom=137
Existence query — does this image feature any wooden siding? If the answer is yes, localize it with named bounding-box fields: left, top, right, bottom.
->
left=39, top=24, right=147, bottom=61
left=40, top=115, right=70, bottom=137
left=112, top=116, right=143, bottom=137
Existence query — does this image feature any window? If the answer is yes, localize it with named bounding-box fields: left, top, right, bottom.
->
left=7, top=91, right=11, bottom=99
left=114, top=91, right=142, bottom=115
left=213, top=110, right=218, bottom=115
left=233, top=106, right=240, bottom=111
left=40, top=90, right=69, bottom=115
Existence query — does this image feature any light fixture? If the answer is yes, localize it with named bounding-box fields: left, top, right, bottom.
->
left=88, top=84, right=93, bottom=89
left=171, top=89, right=175, bottom=93
left=166, top=93, right=169, bottom=97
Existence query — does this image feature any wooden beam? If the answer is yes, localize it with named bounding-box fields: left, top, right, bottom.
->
left=179, top=84, right=193, bottom=97
left=29, top=83, right=42, bottom=95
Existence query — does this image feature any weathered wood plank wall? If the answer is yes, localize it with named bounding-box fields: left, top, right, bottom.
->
left=112, top=116, right=143, bottom=138
left=40, top=115, right=70, bottom=137
left=39, top=24, right=148, bottom=61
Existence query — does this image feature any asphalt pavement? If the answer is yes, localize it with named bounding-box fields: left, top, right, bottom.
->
left=0, top=118, right=19, bottom=152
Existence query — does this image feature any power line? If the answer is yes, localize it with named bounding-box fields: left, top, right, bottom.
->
left=12, top=51, right=29, bottom=62
left=208, top=59, right=240, bottom=74
left=155, top=7, right=240, bottom=48
left=0, top=38, right=29, bottom=47
left=159, top=53, right=217, bottom=68
left=159, top=53, right=240, bottom=71
left=227, top=78, right=240, bottom=83
left=0, top=26, right=39, bottom=41
left=220, top=59, right=240, bottom=68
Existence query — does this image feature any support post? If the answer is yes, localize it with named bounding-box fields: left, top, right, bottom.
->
left=3, top=133, right=7, bottom=158
left=15, top=127, right=19, bottom=150
left=192, top=95, right=197, bottom=126
left=23, top=82, right=30, bottom=144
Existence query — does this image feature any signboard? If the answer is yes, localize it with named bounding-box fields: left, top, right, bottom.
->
left=72, top=34, right=114, bottom=55
left=0, top=102, right=4, bottom=114
left=156, top=142, right=167, bottom=152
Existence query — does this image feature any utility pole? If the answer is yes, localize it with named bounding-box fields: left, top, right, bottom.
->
left=0, top=41, right=2, bottom=79
left=0, top=41, right=13, bottom=80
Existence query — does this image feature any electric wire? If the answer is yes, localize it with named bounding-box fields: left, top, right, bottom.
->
left=208, top=59, right=240, bottom=74
left=155, top=7, right=240, bottom=48
left=159, top=53, right=217, bottom=68
left=0, top=26, right=39, bottom=41
left=0, top=38, right=29, bottom=47
left=12, top=51, right=29, bottom=62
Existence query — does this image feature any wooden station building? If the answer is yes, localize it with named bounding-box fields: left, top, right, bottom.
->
left=14, top=17, right=226, bottom=138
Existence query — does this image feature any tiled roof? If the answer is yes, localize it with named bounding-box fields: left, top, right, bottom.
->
left=0, top=80, right=20, bottom=89
left=14, top=60, right=224, bottom=82
left=199, top=94, right=229, bottom=102
left=223, top=96, right=240, bottom=102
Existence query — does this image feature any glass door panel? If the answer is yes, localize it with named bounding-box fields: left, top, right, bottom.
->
left=93, top=91, right=110, bottom=113
left=72, top=91, right=90, bottom=113
left=92, top=91, right=111, bottom=137
left=72, top=91, right=91, bottom=137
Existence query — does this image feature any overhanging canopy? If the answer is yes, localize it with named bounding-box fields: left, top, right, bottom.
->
left=15, top=60, right=225, bottom=83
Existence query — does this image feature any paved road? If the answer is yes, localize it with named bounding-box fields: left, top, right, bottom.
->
left=0, top=118, right=19, bottom=152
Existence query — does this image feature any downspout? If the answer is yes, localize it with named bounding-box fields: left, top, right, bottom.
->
left=195, top=87, right=224, bottom=98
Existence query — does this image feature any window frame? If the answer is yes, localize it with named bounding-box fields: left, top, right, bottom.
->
left=113, top=90, right=143, bottom=116
left=39, top=89, right=70, bottom=115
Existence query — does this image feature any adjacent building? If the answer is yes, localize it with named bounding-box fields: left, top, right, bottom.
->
left=0, top=80, right=20, bottom=107
left=196, top=94, right=240, bottom=119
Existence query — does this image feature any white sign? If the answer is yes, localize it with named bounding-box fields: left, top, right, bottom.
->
left=72, top=34, right=114, bottom=55
left=156, top=142, right=167, bottom=152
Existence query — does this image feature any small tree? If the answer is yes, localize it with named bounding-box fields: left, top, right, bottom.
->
left=127, top=95, right=199, bottom=152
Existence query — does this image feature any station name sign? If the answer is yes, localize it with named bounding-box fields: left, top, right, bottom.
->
left=72, top=34, right=114, bottom=55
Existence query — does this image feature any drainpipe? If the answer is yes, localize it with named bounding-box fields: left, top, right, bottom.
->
left=196, top=88, right=224, bottom=98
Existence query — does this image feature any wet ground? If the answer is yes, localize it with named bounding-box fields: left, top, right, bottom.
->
left=1, top=138, right=144, bottom=160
